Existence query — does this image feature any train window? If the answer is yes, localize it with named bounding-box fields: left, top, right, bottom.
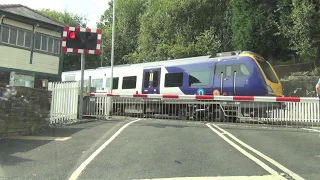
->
left=144, top=72, right=150, bottom=88
left=226, top=66, right=232, bottom=77
left=122, top=76, right=137, bottom=89
left=165, top=72, right=183, bottom=87
left=65, top=75, right=76, bottom=81
left=232, top=64, right=251, bottom=76
left=189, top=71, right=210, bottom=87
left=113, top=77, right=119, bottom=89
left=153, top=71, right=159, bottom=87
left=256, top=61, right=279, bottom=83
left=92, top=79, right=103, bottom=88
left=214, top=65, right=225, bottom=76
left=240, top=64, right=250, bottom=75
left=106, top=77, right=119, bottom=89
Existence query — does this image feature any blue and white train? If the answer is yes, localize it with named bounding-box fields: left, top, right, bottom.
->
left=62, top=51, right=282, bottom=97
left=61, top=51, right=283, bottom=120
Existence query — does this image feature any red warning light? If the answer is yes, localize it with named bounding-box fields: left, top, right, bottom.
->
left=69, top=31, right=76, bottom=39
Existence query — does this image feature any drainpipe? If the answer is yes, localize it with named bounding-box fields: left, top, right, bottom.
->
left=30, top=23, right=39, bottom=64
left=0, top=15, right=5, bottom=42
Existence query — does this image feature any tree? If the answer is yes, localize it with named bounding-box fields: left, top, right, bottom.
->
left=133, top=0, right=231, bottom=62
left=230, top=0, right=282, bottom=63
left=97, top=0, right=147, bottom=66
left=280, top=0, right=320, bottom=63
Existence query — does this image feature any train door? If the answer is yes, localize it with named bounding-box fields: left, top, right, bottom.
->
left=213, top=61, right=234, bottom=95
left=142, top=68, right=161, bottom=94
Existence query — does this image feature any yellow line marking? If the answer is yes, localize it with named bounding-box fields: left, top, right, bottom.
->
left=8, top=136, right=72, bottom=141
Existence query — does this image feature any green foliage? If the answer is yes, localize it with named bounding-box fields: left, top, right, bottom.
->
left=42, top=0, right=320, bottom=71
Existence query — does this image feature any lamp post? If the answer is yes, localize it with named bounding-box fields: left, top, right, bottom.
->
left=110, top=0, right=116, bottom=93
left=107, top=0, right=116, bottom=118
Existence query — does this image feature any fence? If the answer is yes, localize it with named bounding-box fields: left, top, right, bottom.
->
left=87, top=93, right=320, bottom=129
left=48, top=82, right=79, bottom=124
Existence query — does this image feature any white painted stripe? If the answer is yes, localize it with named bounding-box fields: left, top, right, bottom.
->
left=97, top=34, right=102, bottom=39
left=8, top=136, right=71, bottom=141
left=90, top=93, right=107, bottom=97
left=254, top=96, right=277, bottom=102
left=91, top=28, right=97, bottom=33
left=62, top=41, right=66, bottom=47
left=69, top=119, right=141, bottom=180
left=300, top=97, right=318, bottom=103
left=206, top=124, right=279, bottom=176
left=210, top=124, right=305, bottom=180
left=63, top=31, right=67, bottom=37
left=96, top=44, right=101, bottom=50
left=78, top=49, right=84, bottom=53
left=147, top=94, right=163, bottom=98
left=80, top=27, right=86, bottom=32
left=214, top=96, right=233, bottom=101
left=89, top=50, right=95, bottom=54
left=137, top=175, right=286, bottom=180
left=69, top=27, right=75, bottom=31
left=179, top=95, right=196, bottom=100
left=118, top=94, right=134, bottom=98
left=301, top=128, right=320, bottom=133
left=67, top=48, right=73, bottom=52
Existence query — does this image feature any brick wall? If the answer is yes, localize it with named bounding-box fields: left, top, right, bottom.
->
left=0, top=85, right=51, bottom=138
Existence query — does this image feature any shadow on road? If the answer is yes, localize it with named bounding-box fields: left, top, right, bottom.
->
left=0, top=126, right=84, bottom=166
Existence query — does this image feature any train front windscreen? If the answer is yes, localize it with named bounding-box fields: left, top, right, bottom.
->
left=256, top=60, right=283, bottom=96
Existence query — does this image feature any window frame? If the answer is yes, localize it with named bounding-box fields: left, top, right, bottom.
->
left=188, top=70, right=211, bottom=87
left=164, top=72, right=184, bottom=88
left=0, top=24, right=61, bottom=56
left=122, top=76, right=137, bottom=89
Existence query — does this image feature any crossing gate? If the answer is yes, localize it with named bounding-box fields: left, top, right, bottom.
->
left=48, top=82, right=79, bottom=124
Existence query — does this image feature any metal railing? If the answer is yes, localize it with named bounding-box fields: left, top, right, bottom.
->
left=85, top=93, right=320, bottom=129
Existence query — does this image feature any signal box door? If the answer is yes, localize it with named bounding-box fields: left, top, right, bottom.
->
left=142, top=68, right=161, bottom=94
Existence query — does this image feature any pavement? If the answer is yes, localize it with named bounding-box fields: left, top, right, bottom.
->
left=0, top=119, right=319, bottom=180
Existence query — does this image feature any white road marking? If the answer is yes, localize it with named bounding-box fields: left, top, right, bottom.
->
left=206, top=124, right=279, bottom=176
left=210, top=124, right=305, bottom=180
left=7, top=136, right=71, bottom=141
left=69, top=119, right=141, bottom=180
left=136, top=174, right=286, bottom=180
left=301, top=128, right=320, bottom=133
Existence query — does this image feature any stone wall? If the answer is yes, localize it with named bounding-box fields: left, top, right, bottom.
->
left=281, top=76, right=318, bottom=97
left=0, top=84, right=51, bottom=138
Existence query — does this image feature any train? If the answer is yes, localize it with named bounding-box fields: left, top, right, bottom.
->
left=61, top=51, right=283, bottom=120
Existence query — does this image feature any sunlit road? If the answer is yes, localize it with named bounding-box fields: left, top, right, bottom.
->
left=0, top=119, right=319, bottom=180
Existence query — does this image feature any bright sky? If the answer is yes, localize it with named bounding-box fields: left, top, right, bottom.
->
left=1, top=0, right=111, bottom=28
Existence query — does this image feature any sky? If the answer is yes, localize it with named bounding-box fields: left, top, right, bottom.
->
left=1, top=0, right=111, bottom=28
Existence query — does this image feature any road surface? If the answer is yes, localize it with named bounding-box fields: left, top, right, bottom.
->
left=0, top=118, right=319, bottom=180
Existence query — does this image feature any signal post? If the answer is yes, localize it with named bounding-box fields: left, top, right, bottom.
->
left=61, top=26, right=102, bottom=120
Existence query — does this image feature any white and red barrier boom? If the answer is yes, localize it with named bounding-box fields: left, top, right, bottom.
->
left=89, top=93, right=319, bottom=103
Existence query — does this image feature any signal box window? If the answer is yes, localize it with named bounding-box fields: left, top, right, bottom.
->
left=165, top=72, right=183, bottom=87
left=153, top=71, right=159, bottom=87
left=189, top=71, right=210, bottom=87
left=144, top=72, right=150, bottom=88
left=122, top=76, right=137, bottom=89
